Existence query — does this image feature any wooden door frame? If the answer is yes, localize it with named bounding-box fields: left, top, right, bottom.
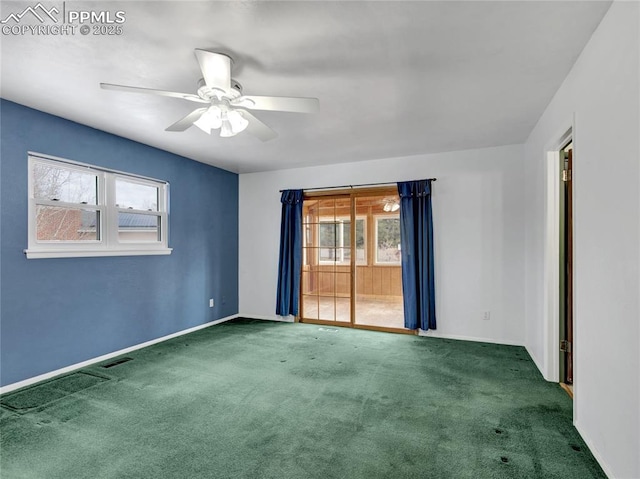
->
left=542, top=121, right=576, bottom=404
left=559, top=142, right=573, bottom=388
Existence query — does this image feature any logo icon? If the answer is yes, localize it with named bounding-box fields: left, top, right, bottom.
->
left=1, top=3, right=59, bottom=24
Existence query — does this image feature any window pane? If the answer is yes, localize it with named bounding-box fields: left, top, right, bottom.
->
left=348, top=219, right=366, bottom=264
left=302, top=200, right=319, bottom=223
left=118, top=213, right=160, bottom=242
left=319, top=219, right=366, bottom=264
left=377, top=218, right=401, bottom=263
left=319, top=222, right=337, bottom=262
left=116, top=179, right=158, bottom=211
left=33, top=163, right=97, bottom=204
left=302, top=247, right=319, bottom=266
left=343, top=220, right=365, bottom=246
left=302, top=294, right=319, bottom=320
left=319, top=247, right=336, bottom=262
left=36, top=206, right=99, bottom=241
left=336, top=297, right=351, bottom=322
left=318, top=296, right=336, bottom=321
left=319, top=222, right=337, bottom=247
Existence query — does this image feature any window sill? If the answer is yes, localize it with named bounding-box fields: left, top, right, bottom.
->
left=24, top=248, right=172, bottom=259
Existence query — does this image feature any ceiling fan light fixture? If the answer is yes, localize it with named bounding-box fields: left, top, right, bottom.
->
left=227, top=110, right=249, bottom=133
left=383, top=200, right=400, bottom=212
left=194, top=105, right=222, bottom=134
left=220, top=118, right=235, bottom=137
left=220, top=109, right=248, bottom=138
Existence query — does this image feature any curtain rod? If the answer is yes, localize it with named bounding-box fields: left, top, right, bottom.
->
left=279, top=178, right=436, bottom=193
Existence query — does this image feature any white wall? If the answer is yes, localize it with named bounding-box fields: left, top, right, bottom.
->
left=523, top=2, right=639, bottom=478
left=239, top=144, right=525, bottom=345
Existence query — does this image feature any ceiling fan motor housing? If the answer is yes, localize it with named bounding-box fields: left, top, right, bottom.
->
left=196, top=78, right=242, bottom=102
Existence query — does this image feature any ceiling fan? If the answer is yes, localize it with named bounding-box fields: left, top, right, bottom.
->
left=100, top=49, right=319, bottom=141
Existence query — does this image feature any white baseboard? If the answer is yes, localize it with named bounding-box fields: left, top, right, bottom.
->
left=0, top=314, right=239, bottom=395
left=574, top=420, right=614, bottom=479
left=417, top=330, right=524, bottom=347
left=525, top=345, right=548, bottom=380
left=244, top=318, right=523, bottom=344
left=241, top=314, right=295, bottom=323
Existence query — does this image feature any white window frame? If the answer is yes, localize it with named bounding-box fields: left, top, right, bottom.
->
left=25, top=152, right=171, bottom=259
left=318, top=216, right=366, bottom=265
left=374, top=215, right=401, bottom=265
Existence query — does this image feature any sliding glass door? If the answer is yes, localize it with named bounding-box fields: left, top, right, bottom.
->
left=354, top=193, right=404, bottom=329
left=301, top=196, right=352, bottom=324
left=300, top=188, right=408, bottom=333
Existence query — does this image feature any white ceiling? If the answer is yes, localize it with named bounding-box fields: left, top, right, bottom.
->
left=1, top=1, right=611, bottom=173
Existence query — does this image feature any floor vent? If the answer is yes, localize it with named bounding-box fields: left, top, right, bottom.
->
left=0, top=371, right=109, bottom=414
left=102, top=357, right=134, bottom=369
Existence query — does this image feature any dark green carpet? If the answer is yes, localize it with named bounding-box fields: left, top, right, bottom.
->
left=0, top=319, right=605, bottom=478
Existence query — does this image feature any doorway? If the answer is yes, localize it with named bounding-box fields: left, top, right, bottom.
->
left=559, top=140, right=574, bottom=397
left=299, top=188, right=410, bottom=334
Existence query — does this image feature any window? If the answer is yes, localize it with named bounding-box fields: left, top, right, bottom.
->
left=375, top=216, right=401, bottom=264
left=26, top=153, right=171, bottom=258
left=318, top=217, right=366, bottom=264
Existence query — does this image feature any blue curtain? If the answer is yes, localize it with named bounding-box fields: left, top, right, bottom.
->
left=398, top=180, right=436, bottom=330
left=276, top=189, right=304, bottom=316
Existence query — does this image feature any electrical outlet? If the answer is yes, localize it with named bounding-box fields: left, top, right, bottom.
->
left=209, top=299, right=214, bottom=308
left=482, top=311, right=490, bottom=320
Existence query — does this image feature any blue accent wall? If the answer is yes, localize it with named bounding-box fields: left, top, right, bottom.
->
left=0, top=100, right=239, bottom=386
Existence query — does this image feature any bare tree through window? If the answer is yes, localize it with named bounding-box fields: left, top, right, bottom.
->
left=33, top=164, right=98, bottom=241
left=376, top=218, right=401, bottom=263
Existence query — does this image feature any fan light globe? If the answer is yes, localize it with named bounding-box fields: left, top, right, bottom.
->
left=220, top=118, right=235, bottom=138
left=228, top=110, right=249, bottom=134
left=194, top=106, right=222, bottom=134
left=220, top=110, right=249, bottom=138
left=383, top=201, right=400, bottom=212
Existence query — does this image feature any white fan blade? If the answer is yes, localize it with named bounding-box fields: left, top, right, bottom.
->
left=232, top=95, right=319, bottom=114
left=100, top=83, right=207, bottom=103
left=165, top=108, right=208, bottom=132
left=238, top=110, right=278, bottom=141
left=195, top=49, right=231, bottom=92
